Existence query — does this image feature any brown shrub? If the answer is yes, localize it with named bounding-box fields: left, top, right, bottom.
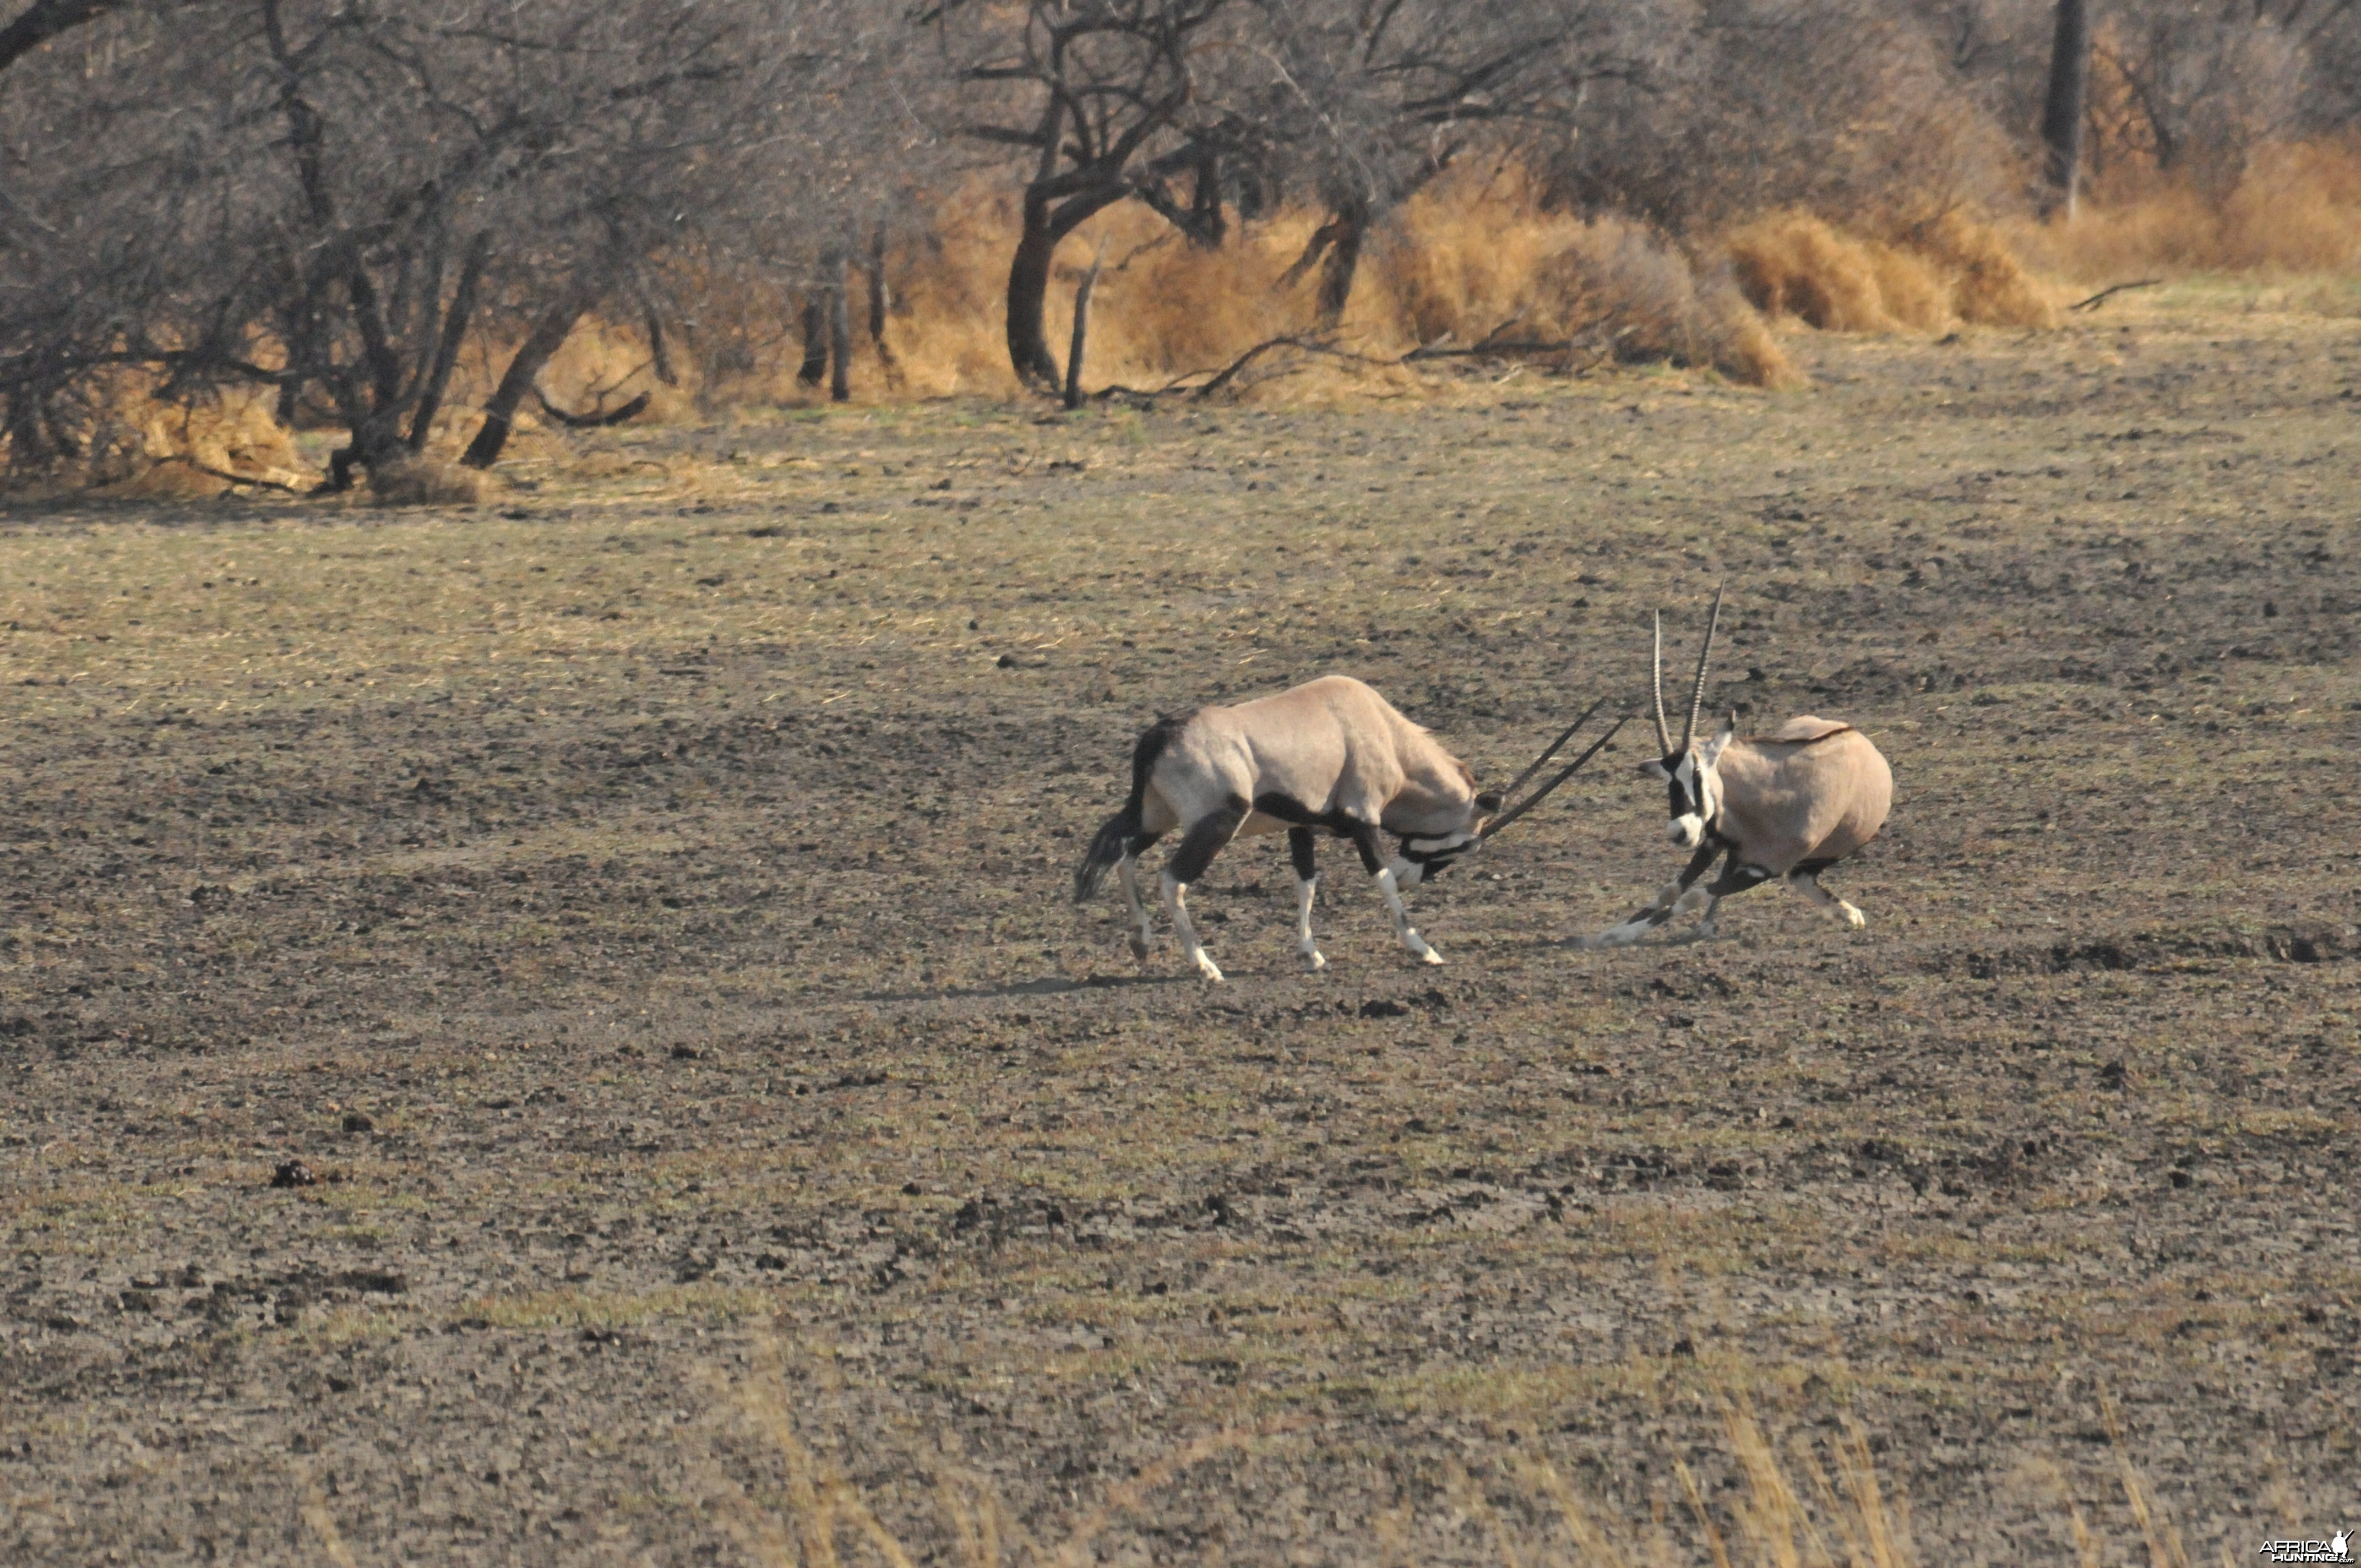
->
left=1726, top=210, right=2056, bottom=334
left=367, top=455, right=486, bottom=507
left=2015, top=137, right=2361, bottom=282
left=1727, top=214, right=1927, bottom=331
left=1365, top=185, right=1799, bottom=388
left=1909, top=210, right=2058, bottom=327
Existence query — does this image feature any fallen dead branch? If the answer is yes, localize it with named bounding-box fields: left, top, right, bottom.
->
left=533, top=385, right=652, bottom=428
left=2068, top=279, right=2164, bottom=312
left=153, top=454, right=309, bottom=493
left=1189, top=334, right=1395, bottom=400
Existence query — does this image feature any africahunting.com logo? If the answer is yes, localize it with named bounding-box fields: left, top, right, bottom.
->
left=2258, top=1531, right=2352, bottom=1564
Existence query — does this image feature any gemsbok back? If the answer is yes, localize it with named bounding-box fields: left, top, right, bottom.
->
left=1588, top=587, right=1892, bottom=945
left=1075, top=675, right=1619, bottom=981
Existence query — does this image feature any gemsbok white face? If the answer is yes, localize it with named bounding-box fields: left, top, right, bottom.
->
left=1650, top=742, right=1727, bottom=849
left=1588, top=585, right=1895, bottom=948
left=1641, top=585, right=1731, bottom=849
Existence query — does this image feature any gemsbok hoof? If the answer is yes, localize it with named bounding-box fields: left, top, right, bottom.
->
left=1597, top=585, right=1894, bottom=953
left=1066, top=675, right=1615, bottom=978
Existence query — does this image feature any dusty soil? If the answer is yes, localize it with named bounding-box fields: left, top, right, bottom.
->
left=2, top=290, right=2357, bottom=1566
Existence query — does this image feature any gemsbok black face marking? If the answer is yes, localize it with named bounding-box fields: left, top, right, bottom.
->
left=1587, top=585, right=1894, bottom=948
left=1074, top=677, right=1614, bottom=982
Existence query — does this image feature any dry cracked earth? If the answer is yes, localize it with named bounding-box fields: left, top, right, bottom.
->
left=2, top=288, right=2358, bottom=1566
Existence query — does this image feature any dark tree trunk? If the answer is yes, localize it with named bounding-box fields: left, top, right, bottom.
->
left=1005, top=184, right=1126, bottom=391
left=407, top=233, right=488, bottom=452
left=867, top=226, right=902, bottom=390
left=3, top=392, right=53, bottom=468
left=462, top=276, right=601, bottom=469
left=1063, top=243, right=1105, bottom=411
left=0, top=0, right=119, bottom=77
left=797, top=297, right=828, bottom=386
left=645, top=306, right=677, bottom=387
left=2038, top=0, right=2092, bottom=217
left=866, top=227, right=890, bottom=344
left=1005, top=219, right=1065, bottom=390
left=1314, top=202, right=1366, bottom=326
left=1189, top=151, right=1225, bottom=250
left=826, top=252, right=852, bottom=404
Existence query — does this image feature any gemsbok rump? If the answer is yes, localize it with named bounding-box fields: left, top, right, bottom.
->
left=1590, top=587, right=1892, bottom=945
left=1075, top=676, right=1619, bottom=981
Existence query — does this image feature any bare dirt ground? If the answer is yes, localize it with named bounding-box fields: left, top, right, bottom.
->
left=2, top=289, right=2357, bottom=1566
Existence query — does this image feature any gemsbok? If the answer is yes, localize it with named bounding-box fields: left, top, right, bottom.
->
left=1588, top=587, right=1892, bottom=945
left=1075, top=676, right=1619, bottom=981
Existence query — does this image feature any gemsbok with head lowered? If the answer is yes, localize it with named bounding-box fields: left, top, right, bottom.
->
left=1589, top=587, right=1892, bottom=946
left=1075, top=675, right=1619, bottom=982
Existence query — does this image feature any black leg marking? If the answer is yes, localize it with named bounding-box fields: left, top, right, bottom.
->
left=1126, top=831, right=1165, bottom=858
left=1702, top=859, right=1774, bottom=899
left=1619, top=840, right=1721, bottom=930
left=1168, top=798, right=1248, bottom=884
left=1347, top=820, right=1385, bottom=876
left=1287, top=826, right=1318, bottom=882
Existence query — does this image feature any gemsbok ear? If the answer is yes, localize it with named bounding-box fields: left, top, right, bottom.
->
left=1639, top=758, right=1669, bottom=778
left=1697, top=717, right=1736, bottom=766
left=1475, top=791, right=1503, bottom=813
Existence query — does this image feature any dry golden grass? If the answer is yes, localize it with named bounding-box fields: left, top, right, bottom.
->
left=18, top=139, right=2355, bottom=492
left=2014, top=137, right=2361, bottom=283
left=364, top=453, right=486, bottom=507
left=656, top=1348, right=2217, bottom=1568
left=1726, top=211, right=2058, bottom=334
left=671, top=171, right=1804, bottom=399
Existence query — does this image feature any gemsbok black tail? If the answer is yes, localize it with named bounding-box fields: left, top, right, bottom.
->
left=1073, top=714, right=1185, bottom=903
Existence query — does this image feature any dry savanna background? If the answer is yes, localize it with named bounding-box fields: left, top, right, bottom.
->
left=3, top=2, right=2360, bottom=1566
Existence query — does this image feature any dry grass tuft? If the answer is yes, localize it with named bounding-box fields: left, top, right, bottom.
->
left=2101, top=1396, right=2192, bottom=1568
left=2016, top=137, right=2361, bottom=283
left=1726, top=211, right=2057, bottom=334
left=1362, top=183, right=1798, bottom=387
left=1911, top=210, right=2059, bottom=328
left=698, top=1335, right=1295, bottom=1568
left=366, top=454, right=486, bottom=507
left=17, top=378, right=316, bottom=496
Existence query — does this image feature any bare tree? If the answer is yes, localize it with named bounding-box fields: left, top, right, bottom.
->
left=1, top=0, right=934, bottom=483
left=928, top=0, right=1236, bottom=390
left=2038, top=0, right=2092, bottom=215
left=2096, top=0, right=2315, bottom=185
left=1255, top=0, right=1660, bottom=323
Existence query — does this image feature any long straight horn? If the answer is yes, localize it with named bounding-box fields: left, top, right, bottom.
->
left=1651, top=611, right=1671, bottom=754
left=1497, top=696, right=1609, bottom=804
left=1680, top=582, right=1726, bottom=750
left=1479, top=717, right=1626, bottom=841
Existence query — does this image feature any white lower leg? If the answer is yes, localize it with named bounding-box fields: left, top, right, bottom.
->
left=1376, top=862, right=1443, bottom=965
left=1117, top=855, right=1155, bottom=959
left=1790, top=872, right=1866, bottom=928
left=1294, top=876, right=1325, bottom=971
left=1160, top=872, right=1223, bottom=982
left=1592, top=878, right=1689, bottom=946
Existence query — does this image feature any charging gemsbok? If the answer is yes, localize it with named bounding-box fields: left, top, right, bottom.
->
left=1075, top=676, right=1619, bottom=982
left=1588, top=587, right=1892, bottom=946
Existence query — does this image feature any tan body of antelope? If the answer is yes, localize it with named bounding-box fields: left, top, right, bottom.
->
left=1591, top=589, right=1892, bottom=945
left=1076, top=676, right=1615, bottom=981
